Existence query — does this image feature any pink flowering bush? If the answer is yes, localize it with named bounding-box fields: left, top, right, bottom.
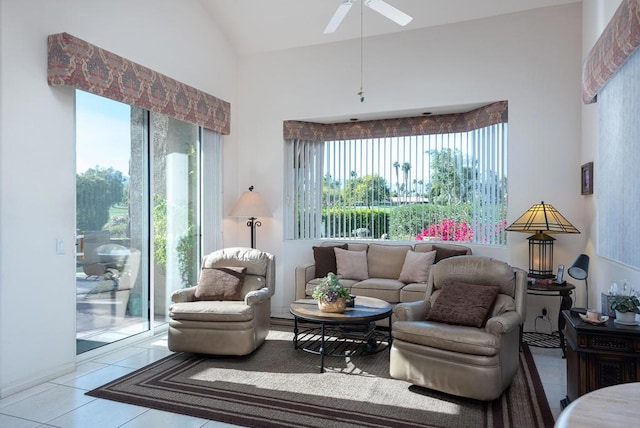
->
left=416, top=218, right=474, bottom=242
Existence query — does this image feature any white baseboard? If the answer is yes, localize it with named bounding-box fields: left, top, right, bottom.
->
left=0, top=362, right=76, bottom=399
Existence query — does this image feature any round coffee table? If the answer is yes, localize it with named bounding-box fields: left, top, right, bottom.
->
left=290, top=296, right=392, bottom=373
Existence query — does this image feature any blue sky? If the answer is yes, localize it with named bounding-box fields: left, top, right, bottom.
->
left=75, top=90, right=131, bottom=176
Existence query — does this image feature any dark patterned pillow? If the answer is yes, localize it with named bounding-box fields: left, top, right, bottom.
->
left=426, top=282, right=500, bottom=327
left=432, top=245, right=468, bottom=263
left=195, top=266, right=246, bottom=301
left=313, top=244, right=348, bottom=278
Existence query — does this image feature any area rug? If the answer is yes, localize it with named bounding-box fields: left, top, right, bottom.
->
left=87, top=324, right=554, bottom=428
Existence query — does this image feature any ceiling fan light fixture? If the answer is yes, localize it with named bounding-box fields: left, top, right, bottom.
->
left=364, top=0, right=413, bottom=26
left=324, top=0, right=353, bottom=34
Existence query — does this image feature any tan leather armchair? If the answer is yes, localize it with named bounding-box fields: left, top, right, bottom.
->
left=389, top=256, right=527, bottom=401
left=168, top=247, right=275, bottom=356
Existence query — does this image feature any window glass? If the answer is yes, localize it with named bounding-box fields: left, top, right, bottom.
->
left=286, top=123, right=508, bottom=246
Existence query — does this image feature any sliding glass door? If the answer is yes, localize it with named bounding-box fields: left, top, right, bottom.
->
left=75, top=90, right=201, bottom=353
left=150, top=113, right=201, bottom=322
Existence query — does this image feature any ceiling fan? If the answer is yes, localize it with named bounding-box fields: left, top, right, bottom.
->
left=324, top=0, right=413, bottom=34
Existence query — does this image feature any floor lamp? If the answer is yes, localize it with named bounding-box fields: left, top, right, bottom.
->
left=229, top=186, right=271, bottom=249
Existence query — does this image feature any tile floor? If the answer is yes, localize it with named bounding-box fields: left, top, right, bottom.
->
left=0, top=331, right=567, bottom=427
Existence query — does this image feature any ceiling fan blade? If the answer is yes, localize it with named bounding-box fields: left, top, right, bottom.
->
left=324, top=1, right=354, bottom=34
left=364, top=0, right=413, bottom=26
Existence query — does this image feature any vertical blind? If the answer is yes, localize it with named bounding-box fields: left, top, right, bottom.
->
left=285, top=123, right=508, bottom=245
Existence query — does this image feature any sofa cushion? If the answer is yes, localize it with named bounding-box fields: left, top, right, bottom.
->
left=400, top=282, right=428, bottom=302
left=427, top=282, right=500, bottom=327
left=335, top=248, right=369, bottom=280
left=367, top=244, right=412, bottom=279
left=305, top=277, right=358, bottom=297
left=392, top=321, right=501, bottom=356
left=313, top=244, right=348, bottom=278
left=433, top=245, right=469, bottom=263
left=169, top=300, right=254, bottom=322
left=351, top=278, right=405, bottom=303
left=398, top=250, right=436, bottom=284
left=195, top=266, right=246, bottom=301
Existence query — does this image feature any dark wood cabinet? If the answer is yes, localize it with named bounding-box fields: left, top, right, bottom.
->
left=562, top=310, right=640, bottom=407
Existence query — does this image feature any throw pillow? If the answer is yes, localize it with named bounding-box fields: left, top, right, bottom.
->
left=432, top=245, right=468, bottom=263
left=195, top=266, right=247, bottom=301
left=426, top=282, right=500, bottom=327
left=334, top=248, right=369, bottom=281
left=313, top=244, right=348, bottom=278
left=398, top=250, right=436, bottom=284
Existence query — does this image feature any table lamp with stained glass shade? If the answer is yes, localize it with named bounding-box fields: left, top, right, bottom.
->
left=505, top=201, right=580, bottom=280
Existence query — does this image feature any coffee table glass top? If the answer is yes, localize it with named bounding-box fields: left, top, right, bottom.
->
left=290, top=296, right=392, bottom=323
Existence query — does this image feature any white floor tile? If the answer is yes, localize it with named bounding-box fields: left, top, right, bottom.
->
left=119, top=408, right=209, bottom=427
left=61, top=365, right=134, bottom=391
left=91, top=346, right=149, bottom=365
left=0, top=382, right=58, bottom=410
left=46, top=398, right=147, bottom=428
left=112, top=348, right=173, bottom=370
left=49, top=362, right=110, bottom=386
left=0, top=413, right=42, bottom=427
left=0, top=385, right=95, bottom=424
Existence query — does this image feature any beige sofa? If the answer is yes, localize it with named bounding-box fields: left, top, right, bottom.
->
left=295, top=242, right=471, bottom=309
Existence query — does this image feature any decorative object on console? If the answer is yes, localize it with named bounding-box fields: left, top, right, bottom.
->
left=506, top=201, right=580, bottom=278
left=312, top=273, right=350, bottom=313
left=608, top=281, right=640, bottom=324
left=228, top=186, right=271, bottom=249
left=568, top=254, right=589, bottom=315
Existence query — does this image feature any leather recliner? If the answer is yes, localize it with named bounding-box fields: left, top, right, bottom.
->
left=168, top=247, right=275, bottom=356
left=389, top=255, right=527, bottom=401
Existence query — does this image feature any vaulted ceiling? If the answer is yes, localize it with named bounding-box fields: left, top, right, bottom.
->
left=202, top=0, right=580, bottom=55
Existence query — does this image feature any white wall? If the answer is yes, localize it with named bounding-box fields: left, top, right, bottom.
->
left=581, top=0, right=640, bottom=313
left=234, top=4, right=584, bottom=317
left=0, top=0, right=238, bottom=396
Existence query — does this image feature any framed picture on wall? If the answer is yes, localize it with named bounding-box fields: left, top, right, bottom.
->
left=581, top=162, right=593, bottom=195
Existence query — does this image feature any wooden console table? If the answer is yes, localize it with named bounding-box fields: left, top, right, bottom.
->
left=561, top=310, right=640, bottom=408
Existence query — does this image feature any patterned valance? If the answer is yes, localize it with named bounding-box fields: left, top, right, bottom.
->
left=47, top=32, right=230, bottom=134
left=582, top=0, right=640, bottom=104
left=283, top=101, right=507, bottom=141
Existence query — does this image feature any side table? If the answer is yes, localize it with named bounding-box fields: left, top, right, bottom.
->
left=561, top=310, right=640, bottom=408
left=524, top=282, right=575, bottom=355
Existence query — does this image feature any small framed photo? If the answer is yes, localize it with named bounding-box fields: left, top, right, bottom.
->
left=581, top=162, right=593, bottom=195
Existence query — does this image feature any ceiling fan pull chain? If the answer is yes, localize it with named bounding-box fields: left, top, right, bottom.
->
left=359, top=0, right=365, bottom=103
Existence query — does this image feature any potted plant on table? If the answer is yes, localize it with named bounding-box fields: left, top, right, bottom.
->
left=609, top=284, right=640, bottom=324
left=312, top=272, right=350, bottom=313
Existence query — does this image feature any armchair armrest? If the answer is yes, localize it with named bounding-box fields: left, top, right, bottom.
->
left=295, top=263, right=316, bottom=300
left=485, top=311, right=522, bottom=335
left=393, top=300, right=430, bottom=321
left=171, top=286, right=197, bottom=303
left=245, top=287, right=271, bottom=306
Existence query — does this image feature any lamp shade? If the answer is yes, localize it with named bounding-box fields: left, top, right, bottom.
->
left=505, top=201, right=580, bottom=234
left=229, top=186, right=271, bottom=218
left=506, top=201, right=579, bottom=279
left=568, top=254, right=589, bottom=280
